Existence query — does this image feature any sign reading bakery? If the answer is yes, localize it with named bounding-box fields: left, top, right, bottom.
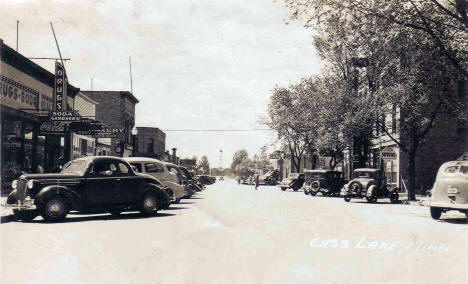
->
left=0, top=62, right=54, bottom=112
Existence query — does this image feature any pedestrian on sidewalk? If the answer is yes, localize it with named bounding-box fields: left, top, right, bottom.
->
left=254, top=172, right=259, bottom=190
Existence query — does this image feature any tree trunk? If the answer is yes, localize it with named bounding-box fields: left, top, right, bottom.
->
left=407, top=147, right=418, bottom=201
left=329, top=155, right=337, bottom=170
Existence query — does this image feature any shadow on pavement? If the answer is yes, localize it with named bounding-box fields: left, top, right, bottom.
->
left=438, top=217, right=468, bottom=225
left=166, top=206, right=188, bottom=210
left=1, top=215, right=17, bottom=224
left=189, top=197, right=203, bottom=200
left=16, top=212, right=176, bottom=224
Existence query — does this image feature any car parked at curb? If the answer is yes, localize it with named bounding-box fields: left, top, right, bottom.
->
left=425, top=160, right=468, bottom=220
left=258, top=170, right=279, bottom=185
left=4, top=156, right=170, bottom=222
left=341, top=168, right=400, bottom=203
left=124, top=157, right=185, bottom=204
left=178, top=166, right=203, bottom=192
left=303, top=170, right=347, bottom=197
left=165, top=162, right=194, bottom=198
left=278, top=173, right=305, bottom=191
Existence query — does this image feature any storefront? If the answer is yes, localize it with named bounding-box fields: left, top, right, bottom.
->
left=1, top=41, right=78, bottom=193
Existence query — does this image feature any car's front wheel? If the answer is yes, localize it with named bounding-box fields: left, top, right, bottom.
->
left=430, top=207, right=442, bottom=220
left=140, top=194, right=158, bottom=215
left=304, top=190, right=309, bottom=195
left=281, top=187, right=287, bottom=191
left=344, top=196, right=351, bottom=202
left=41, top=196, right=69, bottom=222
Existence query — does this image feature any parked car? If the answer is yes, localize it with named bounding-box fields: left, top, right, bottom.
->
left=124, top=157, right=185, bottom=203
left=303, top=170, right=347, bottom=196
left=165, top=162, right=194, bottom=198
left=258, top=170, right=279, bottom=185
left=178, top=166, right=203, bottom=192
left=341, top=168, right=400, bottom=203
left=241, top=176, right=253, bottom=185
left=5, top=156, right=171, bottom=222
left=278, top=173, right=305, bottom=191
left=425, top=160, right=468, bottom=220
left=197, top=175, right=215, bottom=186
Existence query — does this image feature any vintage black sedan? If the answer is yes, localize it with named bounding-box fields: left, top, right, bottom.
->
left=303, top=170, right=347, bottom=196
left=5, top=156, right=171, bottom=222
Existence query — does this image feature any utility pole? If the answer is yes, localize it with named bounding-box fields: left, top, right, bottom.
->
left=129, top=56, right=133, bottom=94
left=16, top=20, right=19, bottom=51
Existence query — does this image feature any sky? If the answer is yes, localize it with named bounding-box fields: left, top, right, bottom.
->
left=0, top=0, right=322, bottom=168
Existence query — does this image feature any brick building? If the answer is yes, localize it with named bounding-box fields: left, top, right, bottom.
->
left=82, top=91, right=139, bottom=157
left=135, top=127, right=166, bottom=159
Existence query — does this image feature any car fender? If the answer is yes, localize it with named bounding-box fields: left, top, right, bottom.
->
left=34, top=185, right=81, bottom=209
left=366, top=184, right=377, bottom=197
left=140, top=183, right=170, bottom=208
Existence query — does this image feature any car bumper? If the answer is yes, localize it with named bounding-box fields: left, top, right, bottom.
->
left=2, top=199, right=37, bottom=211
left=425, top=201, right=468, bottom=210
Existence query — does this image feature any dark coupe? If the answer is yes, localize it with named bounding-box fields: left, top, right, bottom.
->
left=5, top=156, right=171, bottom=222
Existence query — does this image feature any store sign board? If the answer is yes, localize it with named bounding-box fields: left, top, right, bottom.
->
left=381, top=147, right=397, bottom=160
left=50, top=110, right=81, bottom=121
left=40, top=121, right=66, bottom=135
left=54, top=62, right=66, bottom=111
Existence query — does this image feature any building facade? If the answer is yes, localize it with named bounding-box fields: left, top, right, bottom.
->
left=135, top=127, right=165, bottom=159
left=342, top=106, right=467, bottom=193
left=1, top=40, right=79, bottom=191
left=82, top=91, right=139, bottom=157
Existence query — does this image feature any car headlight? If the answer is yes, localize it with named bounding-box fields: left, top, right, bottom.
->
left=11, top=180, right=18, bottom=189
left=28, top=180, right=34, bottom=189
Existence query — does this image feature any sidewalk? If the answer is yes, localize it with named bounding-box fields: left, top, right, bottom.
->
left=401, top=194, right=429, bottom=206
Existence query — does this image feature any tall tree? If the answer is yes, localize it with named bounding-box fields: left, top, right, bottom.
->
left=198, top=156, right=210, bottom=174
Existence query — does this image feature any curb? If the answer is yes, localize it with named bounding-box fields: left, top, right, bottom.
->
left=401, top=200, right=427, bottom=206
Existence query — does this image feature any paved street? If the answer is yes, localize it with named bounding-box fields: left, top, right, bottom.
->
left=1, top=178, right=467, bottom=284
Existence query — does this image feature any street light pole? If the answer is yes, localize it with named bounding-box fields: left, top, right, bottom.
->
left=131, top=127, right=138, bottom=157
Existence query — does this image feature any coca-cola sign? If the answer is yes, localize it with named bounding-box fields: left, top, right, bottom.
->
left=40, top=121, right=66, bottom=134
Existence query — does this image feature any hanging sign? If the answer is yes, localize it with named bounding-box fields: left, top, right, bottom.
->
left=54, top=62, right=66, bottom=111
left=381, top=147, right=397, bottom=160
left=50, top=110, right=81, bottom=121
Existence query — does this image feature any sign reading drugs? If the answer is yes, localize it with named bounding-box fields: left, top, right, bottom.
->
left=54, top=62, right=66, bottom=111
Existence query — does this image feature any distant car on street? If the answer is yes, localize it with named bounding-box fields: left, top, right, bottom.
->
left=278, top=173, right=305, bottom=191
left=258, top=170, right=279, bottom=185
left=341, top=168, right=400, bottom=203
left=303, top=170, right=347, bottom=197
left=425, top=160, right=468, bottom=220
left=5, top=156, right=170, bottom=222
left=241, top=176, right=253, bottom=185
left=124, top=157, right=185, bottom=203
left=197, top=175, right=215, bottom=186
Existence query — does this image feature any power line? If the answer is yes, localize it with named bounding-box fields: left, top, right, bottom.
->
left=160, top=129, right=274, bottom=132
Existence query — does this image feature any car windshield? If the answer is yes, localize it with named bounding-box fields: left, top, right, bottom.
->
left=353, top=171, right=375, bottom=178
left=61, top=160, right=89, bottom=175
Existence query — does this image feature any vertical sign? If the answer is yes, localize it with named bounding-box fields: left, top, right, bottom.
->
left=54, top=61, right=65, bottom=111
